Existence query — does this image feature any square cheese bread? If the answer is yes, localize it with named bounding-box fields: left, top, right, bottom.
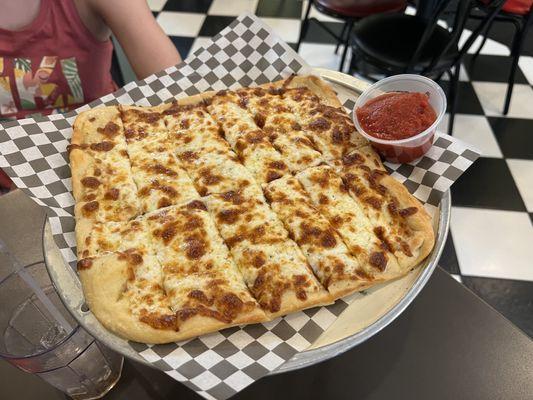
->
left=70, top=75, right=435, bottom=344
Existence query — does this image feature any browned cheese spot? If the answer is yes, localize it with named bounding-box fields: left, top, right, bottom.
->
left=342, top=152, right=364, bottom=166
left=89, top=141, right=114, bottom=152
left=308, top=117, right=331, bottom=131
left=369, top=251, right=387, bottom=271
left=184, top=235, right=207, bottom=259
left=97, top=121, right=120, bottom=138
left=149, top=163, right=178, bottom=177
left=186, top=200, right=207, bottom=211
left=399, top=207, right=418, bottom=217
left=82, top=201, right=99, bottom=215
left=217, top=209, right=241, bottom=225
left=77, top=258, right=93, bottom=270
left=104, top=188, right=120, bottom=200
left=81, top=177, right=100, bottom=188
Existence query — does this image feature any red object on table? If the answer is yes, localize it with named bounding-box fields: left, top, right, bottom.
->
left=355, top=92, right=437, bottom=140
left=314, top=0, right=407, bottom=18
left=0, top=169, right=13, bottom=191
left=369, top=134, right=435, bottom=164
left=502, top=0, right=533, bottom=14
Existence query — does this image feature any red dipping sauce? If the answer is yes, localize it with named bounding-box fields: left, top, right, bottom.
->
left=355, top=92, right=437, bottom=140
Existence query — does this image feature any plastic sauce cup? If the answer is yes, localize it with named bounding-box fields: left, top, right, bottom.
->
left=353, top=74, right=447, bottom=163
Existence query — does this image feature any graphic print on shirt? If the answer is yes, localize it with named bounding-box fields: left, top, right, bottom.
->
left=0, top=58, right=16, bottom=115
left=0, top=56, right=85, bottom=116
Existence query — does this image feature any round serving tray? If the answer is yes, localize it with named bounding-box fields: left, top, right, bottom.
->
left=43, top=70, right=451, bottom=374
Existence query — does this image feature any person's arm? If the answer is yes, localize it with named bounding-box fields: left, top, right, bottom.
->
left=89, top=0, right=181, bottom=79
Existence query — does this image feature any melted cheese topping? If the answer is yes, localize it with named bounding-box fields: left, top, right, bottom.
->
left=205, top=189, right=324, bottom=313
left=124, top=254, right=175, bottom=322
left=163, top=104, right=263, bottom=196
left=74, top=106, right=126, bottom=146
left=208, top=92, right=289, bottom=184
left=283, top=87, right=367, bottom=160
left=297, top=166, right=401, bottom=276
left=119, top=104, right=169, bottom=143
left=73, top=145, right=141, bottom=223
left=78, top=218, right=151, bottom=259
left=265, top=176, right=369, bottom=291
left=127, top=138, right=199, bottom=212
left=146, top=204, right=261, bottom=323
left=327, top=150, right=425, bottom=269
left=236, top=87, right=323, bottom=172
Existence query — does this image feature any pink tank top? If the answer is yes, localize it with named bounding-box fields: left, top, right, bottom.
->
left=0, top=0, right=116, bottom=119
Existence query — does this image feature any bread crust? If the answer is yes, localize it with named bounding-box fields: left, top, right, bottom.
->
left=80, top=253, right=267, bottom=344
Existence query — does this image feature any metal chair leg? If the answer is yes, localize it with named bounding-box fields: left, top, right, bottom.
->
left=296, top=0, right=313, bottom=52
left=339, top=20, right=354, bottom=73
left=335, top=22, right=349, bottom=55
left=503, top=23, right=528, bottom=115
left=447, top=65, right=460, bottom=136
left=472, top=16, right=495, bottom=61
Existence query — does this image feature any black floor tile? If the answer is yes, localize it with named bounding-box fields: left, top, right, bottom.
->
left=451, top=157, right=527, bottom=211
left=461, top=276, right=533, bottom=338
left=162, top=0, right=213, bottom=13
left=256, top=0, right=302, bottom=18
left=302, top=21, right=345, bottom=44
left=529, top=213, right=533, bottom=224
left=438, top=80, right=485, bottom=115
left=463, top=54, right=528, bottom=84
left=440, top=234, right=461, bottom=275
left=465, top=17, right=533, bottom=57
left=169, top=36, right=195, bottom=59
left=198, top=15, right=235, bottom=37
left=488, top=117, right=533, bottom=160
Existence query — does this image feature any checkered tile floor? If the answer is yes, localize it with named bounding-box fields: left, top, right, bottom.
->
left=145, top=0, right=533, bottom=337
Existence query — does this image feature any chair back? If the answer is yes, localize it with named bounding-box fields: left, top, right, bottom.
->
left=406, top=0, right=506, bottom=74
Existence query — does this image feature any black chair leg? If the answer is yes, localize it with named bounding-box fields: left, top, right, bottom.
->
left=472, top=16, right=496, bottom=61
left=503, top=23, right=528, bottom=115
left=339, top=20, right=354, bottom=72
left=335, top=22, right=349, bottom=55
left=447, top=65, right=460, bottom=136
left=296, top=0, right=313, bottom=52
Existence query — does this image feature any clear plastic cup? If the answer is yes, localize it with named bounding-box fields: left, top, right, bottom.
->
left=353, top=74, right=447, bottom=163
left=0, top=238, right=123, bottom=399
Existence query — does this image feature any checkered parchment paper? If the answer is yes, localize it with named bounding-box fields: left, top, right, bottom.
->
left=0, top=13, right=480, bottom=400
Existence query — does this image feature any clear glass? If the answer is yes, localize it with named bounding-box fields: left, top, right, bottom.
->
left=353, top=74, right=447, bottom=163
left=0, top=239, right=123, bottom=399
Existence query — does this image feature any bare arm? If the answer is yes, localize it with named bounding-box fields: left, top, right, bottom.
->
left=89, top=0, right=181, bottom=79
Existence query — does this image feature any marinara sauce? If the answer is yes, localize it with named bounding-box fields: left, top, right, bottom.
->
left=355, top=91, right=438, bottom=163
left=356, top=92, right=437, bottom=140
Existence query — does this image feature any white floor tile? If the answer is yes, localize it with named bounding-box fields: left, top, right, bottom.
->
left=208, top=0, right=258, bottom=16
left=472, top=82, right=533, bottom=119
left=258, top=17, right=301, bottom=43
left=461, top=29, right=511, bottom=56
left=405, top=5, right=416, bottom=15
left=518, top=56, right=533, bottom=86
left=298, top=43, right=340, bottom=70
left=507, top=159, right=533, bottom=212
left=156, top=12, right=206, bottom=37
left=442, top=63, right=470, bottom=82
left=449, top=114, right=502, bottom=158
left=147, top=0, right=167, bottom=12
left=189, top=37, right=213, bottom=55
left=451, top=207, right=533, bottom=281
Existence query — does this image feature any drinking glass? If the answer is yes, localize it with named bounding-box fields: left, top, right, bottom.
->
left=0, top=239, right=123, bottom=399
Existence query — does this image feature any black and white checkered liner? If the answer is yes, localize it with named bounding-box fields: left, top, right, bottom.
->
left=0, top=13, right=479, bottom=400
